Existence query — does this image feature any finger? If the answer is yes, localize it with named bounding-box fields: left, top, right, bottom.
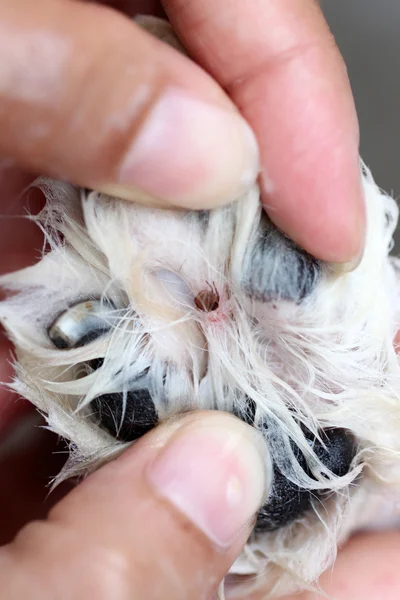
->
left=0, top=162, right=45, bottom=281
left=164, top=0, right=365, bottom=265
left=0, top=164, right=45, bottom=433
left=298, top=531, right=400, bottom=600
left=1, top=412, right=268, bottom=600
left=230, top=531, right=400, bottom=600
left=0, top=0, right=259, bottom=210
left=0, top=423, right=70, bottom=545
left=311, top=531, right=400, bottom=600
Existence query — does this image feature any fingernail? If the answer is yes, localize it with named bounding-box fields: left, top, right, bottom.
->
left=330, top=172, right=367, bottom=274
left=99, top=88, right=260, bottom=210
left=97, top=184, right=169, bottom=208
left=330, top=253, right=363, bottom=275
left=147, top=412, right=269, bottom=548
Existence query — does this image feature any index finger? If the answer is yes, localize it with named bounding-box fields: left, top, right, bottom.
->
left=165, top=0, right=365, bottom=265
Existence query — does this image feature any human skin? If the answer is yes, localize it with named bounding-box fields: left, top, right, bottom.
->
left=0, top=1, right=398, bottom=599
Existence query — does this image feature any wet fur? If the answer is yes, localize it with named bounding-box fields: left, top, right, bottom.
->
left=1, top=17, right=400, bottom=600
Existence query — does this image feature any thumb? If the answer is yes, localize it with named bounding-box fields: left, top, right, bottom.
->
left=0, top=0, right=259, bottom=210
left=0, top=412, right=268, bottom=600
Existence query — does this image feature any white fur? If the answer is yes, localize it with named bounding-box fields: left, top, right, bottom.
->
left=1, top=16, right=400, bottom=600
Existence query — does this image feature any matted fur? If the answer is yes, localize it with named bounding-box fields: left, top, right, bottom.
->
left=1, top=16, right=400, bottom=600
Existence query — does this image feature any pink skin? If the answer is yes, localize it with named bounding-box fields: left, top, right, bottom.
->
left=164, top=0, right=364, bottom=263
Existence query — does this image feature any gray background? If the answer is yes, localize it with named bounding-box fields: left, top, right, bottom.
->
left=321, top=1, right=400, bottom=202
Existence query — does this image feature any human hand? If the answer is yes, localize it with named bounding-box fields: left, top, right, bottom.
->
left=1, top=410, right=399, bottom=600
left=1, top=412, right=267, bottom=599
left=0, top=0, right=364, bottom=451
left=240, top=531, right=400, bottom=600
left=0, top=0, right=363, bottom=264
left=1, top=2, right=395, bottom=599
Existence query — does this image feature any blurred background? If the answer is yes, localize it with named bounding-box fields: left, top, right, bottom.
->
left=321, top=0, right=400, bottom=228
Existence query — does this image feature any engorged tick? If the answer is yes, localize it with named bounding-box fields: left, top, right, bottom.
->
left=194, top=282, right=220, bottom=312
